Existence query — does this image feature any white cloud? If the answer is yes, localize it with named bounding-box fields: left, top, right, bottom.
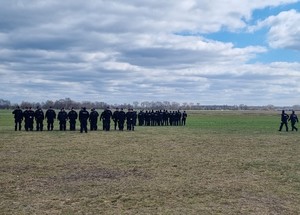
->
left=0, top=0, right=300, bottom=105
left=249, top=9, right=300, bottom=50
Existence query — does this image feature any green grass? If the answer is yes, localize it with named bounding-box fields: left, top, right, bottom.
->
left=1, top=109, right=300, bottom=214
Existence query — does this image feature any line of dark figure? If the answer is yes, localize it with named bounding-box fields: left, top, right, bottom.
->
left=137, top=109, right=187, bottom=126
left=278, top=110, right=299, bottom=132
left=12, top=106, right=188, bottom=133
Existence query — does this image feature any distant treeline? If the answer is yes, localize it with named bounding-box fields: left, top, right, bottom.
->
left=0, top=98, right=299, bottom=111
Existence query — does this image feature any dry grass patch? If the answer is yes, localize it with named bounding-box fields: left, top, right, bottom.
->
left=1, top=111, right=300, bottom=214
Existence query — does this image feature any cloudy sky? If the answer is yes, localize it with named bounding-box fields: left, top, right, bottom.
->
left=1, top=0, right=300, bottom=106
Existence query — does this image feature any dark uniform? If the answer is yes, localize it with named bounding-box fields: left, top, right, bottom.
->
left=89, top=108, right=99, bottom=131
left=177, top=110, right=182, bottom=126
left=279, top=110, right=289, bottom=132
left=182, top=111, right=187, bottom=126
left=150, top=110, right=155, bottom=126
left=144, top=111, right=151, bottom=126
left=58, top=108, right=68, bottom=131
left=45, top=107, right=56, bottom=131
left=24, top=107, right=35, bottom=131
left=68, top=108, right=78, bottom=131
left=133, top=111, right=137, bottom=126
left=154, top=111, right=159, bottom=126
left=100, top=107, right=112, bottom=131
left=126, top=108, right=135, bottom=131
left=23, top=107, right=29, bottom=131
left=35, top=107, right=44, bottom=131
left=158, top=110, right=163, bottom=126
left=169, top=111, right=175, bottom=126
left=12, top=106, right=23, bottom=131
left=112, top=108, right=120, bottom=130
left=163, top=110, right=169, bottom=126
left=289, top=110, right=299, bottom=131
left=79, top=107, right=89, bottom=133
left=138, top=110, right=144, bottom=126
left=118, top=108, right=126, bottom=131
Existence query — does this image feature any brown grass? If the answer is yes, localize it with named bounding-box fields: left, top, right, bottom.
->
left=1, top=111, right=300, bottom=214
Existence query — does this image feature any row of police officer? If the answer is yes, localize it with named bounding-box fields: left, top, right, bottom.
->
left=12, top=106, right=137, bottom=132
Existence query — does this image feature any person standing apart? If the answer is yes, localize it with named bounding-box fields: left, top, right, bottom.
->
left=289, top=110, right=299, bottom=131
left=278, top=110, right=289, bottom=132
left=182, top=111, right=187, bottom=126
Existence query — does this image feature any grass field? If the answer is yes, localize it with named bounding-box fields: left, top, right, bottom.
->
left=1, top=109, right=300, bottom=214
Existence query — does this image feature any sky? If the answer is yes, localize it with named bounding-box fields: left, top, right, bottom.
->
left=1, top=0, right=300, bottom=106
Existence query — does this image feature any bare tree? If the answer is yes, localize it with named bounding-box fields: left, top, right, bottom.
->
left=133, top=101, right=139, bottom=109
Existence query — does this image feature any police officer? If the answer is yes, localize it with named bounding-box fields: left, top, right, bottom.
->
left=138, top=110, right=144, bottom=126
left=150, top=110, right=155, bottom=126
left=100, top=107, right=112, bottom=131
left=144, top=110, right=151, bottom=126
left=89, top=108, right=99, bottom=131
left=68, top=107, right=78, bottom=131
left=58, top=108, right=68, bottom=131
left=289, top=110, right=299, bottom=131
left=45, top=106, right=56, bottom=131
left=279, top=110, right=289, bottom=132
left=25, top=107, right=35, bottom=131
left=169, top=111, right=175, bottom=126
left=177, top=110, right=182, bottom=126
left=12, top=106, right=23, bottom=131
left=182, top=111, right=187, bottom=126
left=154, top=111, right=159, bottom=126
left=126, top=108, right=135, bottom=131
left=112, top=108, right=120, bottom=130
left=133, top=110, right=137, bottom=126
left=34, top=107, right=44, bottom=131
left=163, top=110, right=169, bottom=126
left=79, top=107, right=89, bottom=133
left=118, top=108, right=126, bottom=131
left=23, top=107, right=29, bottom=131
